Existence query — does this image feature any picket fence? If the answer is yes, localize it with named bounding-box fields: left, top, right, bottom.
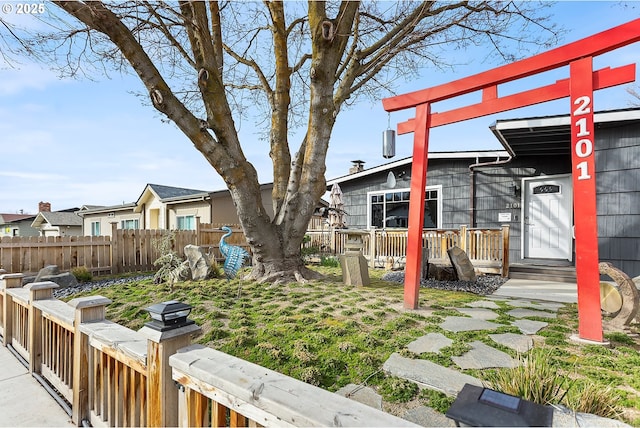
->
left=0, top=221, right=248, bottom=276
left=0, top=274, right=414, bottom=427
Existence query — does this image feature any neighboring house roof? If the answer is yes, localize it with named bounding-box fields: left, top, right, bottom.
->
left=326, top=150, right=509, bottom=186
left=491, top=107, right=640, bottom=157
left=0, top=213, right=35, bottom=223
left=31, top=211, right=83, bottom=228
left=77, top=203, right=137, bottom=216
left=134, top=184, right=210, bottom=213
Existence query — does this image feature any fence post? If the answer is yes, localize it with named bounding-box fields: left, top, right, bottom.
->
left=68, top=295, right=112, bottom=426
left=369, top=229, right=376, bottom=268
left=195, top=217, right=201, bottom=246
left=1, top=273, right=23, bottom=347
left=459, top=225, right=467, bottom=253
left=26, top=281, right=58, bottom=374
left=501, top=225, right=510, bottom=278
left=111, top=222, right=121, bottom=275
left=140, top=318, right=201, bottom=427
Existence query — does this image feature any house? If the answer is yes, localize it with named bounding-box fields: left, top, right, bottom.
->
left=30, top=203, right=83, bottom=237
left=79, top=183, right=327, bottom=237
left=0, top=213, right=38, bottom=238
left=79, top=184, right=211, bottom=236
left=327, top=108, right=640, bottom=278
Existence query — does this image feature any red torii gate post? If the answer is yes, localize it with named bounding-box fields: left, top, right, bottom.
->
left=382, top=19, right=640, bottom=342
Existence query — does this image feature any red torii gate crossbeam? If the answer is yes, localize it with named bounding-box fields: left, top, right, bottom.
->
left=382, top=18, right=640, bottom=342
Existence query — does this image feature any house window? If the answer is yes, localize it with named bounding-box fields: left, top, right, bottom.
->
left=368, top=186, right=440, bottom=229
left=121, top=219, right=139, bottom=230
left=91, top=221, right=101, bottom=236
left=177, top=215, right=196, bottom=230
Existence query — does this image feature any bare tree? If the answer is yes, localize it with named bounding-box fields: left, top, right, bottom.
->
left=3, top=1, right=559, bottom=283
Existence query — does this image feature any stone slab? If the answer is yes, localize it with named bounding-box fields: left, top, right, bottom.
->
left=451, top=341, right=519, bottom=370
left=457, top=307, right=499, bottom=320
left=382, top=353, right=482, bottom=396
left=402, top=406, right=455, bottom=427
left=407, top=333, right=453, bottom=355
left=440, top=316, right=500, bottom=332
left=512, top=319, right=548, bottom=334
left=466, top=300, right=500, bottom=309
left=507, top=308, right=557, bottom=319
left=335, top=384, right=382, bottom=410
left=447, top=246, right=476, bottom=282
left=489, top=333, right=534, bottom=353
left=491, top=279, right=577, bottom=304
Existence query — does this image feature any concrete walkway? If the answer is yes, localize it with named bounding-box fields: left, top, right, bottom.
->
left=0, top=346, right=74, bottom=427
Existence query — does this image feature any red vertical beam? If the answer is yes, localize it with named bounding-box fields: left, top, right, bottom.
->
left=570, top=57, right=603, bottom=342
left=404, top=103, right=431, bottom=309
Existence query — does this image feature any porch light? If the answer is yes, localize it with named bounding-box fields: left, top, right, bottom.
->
left=144, top=300, right=195, bottom=332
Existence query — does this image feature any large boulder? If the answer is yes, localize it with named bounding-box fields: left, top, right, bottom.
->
left=447, top=246, right=477, bottom=282
left=184, top=245, right=211, bottom=281
left=40, top=272, right=78, bottom=289
left=35, top=265, right=60, bottom=282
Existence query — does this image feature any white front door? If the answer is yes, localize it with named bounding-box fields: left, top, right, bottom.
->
left=523, top=175, right=573, bottom=260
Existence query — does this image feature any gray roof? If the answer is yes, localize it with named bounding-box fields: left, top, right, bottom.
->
left=147, top=184, right=209, bottom=200
left=38, top=212, right=83, bottom=227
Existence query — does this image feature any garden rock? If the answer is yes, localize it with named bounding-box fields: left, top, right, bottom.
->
left=35, top=265, right=60, bottom=282
left=447, top=246, right=476, bottom=281
left=39, top=272, right=78, bottom=289
left=428, top=264, right=456, bottom=281
left=184, top=245, right=210, bottom=281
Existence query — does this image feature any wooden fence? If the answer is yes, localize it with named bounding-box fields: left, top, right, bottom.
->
left=0, top=273, right=416, bottom=427
left=0, top=222, right=248, bottom=276
left=305, top=225, right=510, bottom=277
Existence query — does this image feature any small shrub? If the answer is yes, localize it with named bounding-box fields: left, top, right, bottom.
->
left=378, top=376, right=419, bottom=403
left=71, top=266, right=92, bottom=282
left=152, top=232, right=187, bottom=285
left=320, top=256, right=339, bottom=267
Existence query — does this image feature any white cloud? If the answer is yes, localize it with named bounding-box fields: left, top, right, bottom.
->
left=0, top=62, right=61, bottom=96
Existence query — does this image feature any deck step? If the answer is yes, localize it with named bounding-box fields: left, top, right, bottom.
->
left=509, top=264, right=576, bottom=283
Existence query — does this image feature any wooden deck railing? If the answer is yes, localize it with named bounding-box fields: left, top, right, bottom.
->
left=305, top=225, right=510, bottom=277
left=0, top=273, right=416, bottom=427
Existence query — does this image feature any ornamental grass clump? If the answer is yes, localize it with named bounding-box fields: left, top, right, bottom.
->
left=483, top=349, right=570, bottom=406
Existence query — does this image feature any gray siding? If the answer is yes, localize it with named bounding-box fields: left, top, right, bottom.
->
left=336, top=122, right=640, bottom=277
left=595, top=121, right=640, bottom=277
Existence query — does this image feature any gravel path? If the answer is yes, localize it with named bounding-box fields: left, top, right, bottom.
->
left=381, top=271, right=506, bottom=295
left=53, top=275, right=153, bottom=299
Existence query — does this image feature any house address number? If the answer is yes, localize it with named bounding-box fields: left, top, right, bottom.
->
left=573, top=95, right=593, bottom=181
left=505, top=202, right=520, bottom=209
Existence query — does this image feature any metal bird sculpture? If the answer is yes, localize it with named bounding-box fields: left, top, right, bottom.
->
left=218, top=226, right=250, bottom=279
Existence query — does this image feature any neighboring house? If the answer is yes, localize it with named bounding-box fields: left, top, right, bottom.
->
left=31, top=209, right=83, bottom=237
left=327, top=108, right=640, bottom=278
left=0, top=213, right=38, bottom=237
left=79, top=182, right=326, bottom=237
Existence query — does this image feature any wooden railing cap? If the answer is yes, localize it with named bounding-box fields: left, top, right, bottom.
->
left=68, top=295, right=112, bottom=309
left=138, top=323, right=201, bottom=343
left=25, top=281, right=59, bottom=291
left=0, top=272, right=24, bottom=280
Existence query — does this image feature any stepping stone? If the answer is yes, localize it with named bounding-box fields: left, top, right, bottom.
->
left=512, top=319, right=548, bottom=334
left=467, top=300, right=500, bottom=309
left=382, top=353, right=482, bottom=396
left=335, top=384, right=382, bottom=410
left=451, top=341, right=519, bottom=370
left=407, top=333, right=453, bottom=354
left=402, top=406, right=455, bottom=427
left=507, top=308, right=557, bottom=319
left=440, top=316, right=500, bottom=332
left=489, top=333, right=534, bottom=353
left=457, top=308, right=500, bottom=321
left=502, top=299, right=563, bottom=312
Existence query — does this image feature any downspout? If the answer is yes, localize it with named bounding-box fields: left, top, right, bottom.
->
left=468, top=154, right=514, bottom=227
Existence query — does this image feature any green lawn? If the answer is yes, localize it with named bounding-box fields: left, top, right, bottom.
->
left=65, top=267, right=640, bottom=425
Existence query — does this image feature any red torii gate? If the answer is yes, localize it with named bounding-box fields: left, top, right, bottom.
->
left=382, top=19, right=640, bottom=343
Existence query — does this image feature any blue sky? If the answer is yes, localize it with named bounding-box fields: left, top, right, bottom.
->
left=1, top=2, right=639, bottom=214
